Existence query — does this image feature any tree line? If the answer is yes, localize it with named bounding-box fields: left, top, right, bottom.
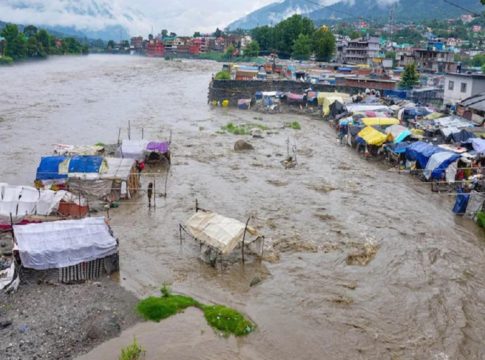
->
left=0, top=24, right=88, bottom=64
left=250, top=14, right=336, bottom=61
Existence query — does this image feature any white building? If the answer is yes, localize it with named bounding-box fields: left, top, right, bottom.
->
left=443, top=73, right=485, bottom=105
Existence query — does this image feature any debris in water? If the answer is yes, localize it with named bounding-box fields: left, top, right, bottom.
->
left=346, top=240, right=379, bottom=266
left=234, top=140, right=254, bottom=151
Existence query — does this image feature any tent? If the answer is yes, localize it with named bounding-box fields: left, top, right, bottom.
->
left=405, top=141, right=444, bottom=168
left=54, top=144, right=104, bottom=156
left=0, top=184, right=87, bottom=225
left=238, top=99, right=251, bottom=110
left=385, top=124, right=412, bottom=143
left=423, top=152, right=461, bottom=180
left=362, top=117, right=400, bottom=127
left=185, top=211, right=259, bottom=255
left=385, top=141, right=412, bottom=155
left=357, top=126, right=390, bottom=146
left=447, top=129, right=475, bottom=144
left=118, top=140, right=148, bottom=161
left=345, top=104, right=390, bottom=113
left=471, top=138, right=485, bottom=154
left=13, top=217, right=118, bottom=270
left=286, top=93, right=305, bottom=104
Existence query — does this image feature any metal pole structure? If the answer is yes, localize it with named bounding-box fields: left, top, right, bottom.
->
left=153, top=177, right=156, bottom=209
left=142, top=127, right=144, bottom=140
left=195, top=199, right=199, bottom=212
left=117, top=128, right=121, bottom=146
left=128, top=120, right=131, bottom=140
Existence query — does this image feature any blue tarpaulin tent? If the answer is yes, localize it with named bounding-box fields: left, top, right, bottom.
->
left=423, top=152, right=461, bottom=180
left=405, top=141, right=445, bottom=168
left=453, top=189, right=470, bottom=215
left=68, top=156, right=103, bottom=173
left=36, top=156, right=67, bottom=180
left=386, top=141, right=412, bottom=154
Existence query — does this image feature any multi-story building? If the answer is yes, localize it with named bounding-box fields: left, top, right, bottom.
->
left=443, top=73, right=485, bottom=104
left=343, top=36, right=380, bottom=65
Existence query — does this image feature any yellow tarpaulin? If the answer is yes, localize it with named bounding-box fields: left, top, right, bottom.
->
left=317, top=92, right=350, bottom=106
left=424, top=112, right=444, bottom=120
left=362, top=117, right=400, bottom=126
left=357, top=126, right=390, bottom=146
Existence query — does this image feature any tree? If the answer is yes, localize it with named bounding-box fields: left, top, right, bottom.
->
left=274, top=14, right=315, bottom=56
left=312, top=26, right=335, bottom=62
left=23, top=25, right=38, bottom=38
left=213, top=28, right=223, bottom=38
left=292, top=34, right=312, bottom=60
left=161, top=29, right=168, bottom=38
left=1, top=24, right=27, bottom=60
left=224, top=44, right=235, bottom=58
left=107, top=40, right=115, bottom=49
left=215, top=70, right=231, bottom=80
left=399, top=63, right=420, bottom=89
left=244, top=40, right=260, bottom=57
left=36, top=29, right=50, bottom=54
left=193, top=32, right=201, bottom=38
left=251, top=25, right=273, bottom=52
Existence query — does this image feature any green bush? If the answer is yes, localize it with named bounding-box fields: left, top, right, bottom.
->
left=119, top=338, right=144, bottom=360
left=0, top=56, right=14, bottom=65
left=203, top=305, right=256, bottom=336
left=137, top=294, right=198, bottom=322
left=214, top=70, right=231, bottom=80
left=289, top=121, right=301, bottom=130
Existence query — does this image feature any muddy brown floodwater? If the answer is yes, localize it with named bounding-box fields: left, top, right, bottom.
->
left=1, top=55, right=485, bottom=360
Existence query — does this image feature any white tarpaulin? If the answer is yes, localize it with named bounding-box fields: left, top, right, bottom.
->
left=185, top=211, right=258, bottom=255
left=0, top=184, right=80, bottom=224
left=102, top=157, right=135, bottom=180
left=14, top=217, right=118, bottom=270
left=423, top=152, right=459, bottom=180
left=118, top=140, right=149, bottom=161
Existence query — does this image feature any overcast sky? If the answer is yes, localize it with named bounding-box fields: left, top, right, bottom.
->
left=0, top=0, right=398, bottom=35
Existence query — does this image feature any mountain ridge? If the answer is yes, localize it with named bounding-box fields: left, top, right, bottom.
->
left=228, top=0, right=484, bottom=30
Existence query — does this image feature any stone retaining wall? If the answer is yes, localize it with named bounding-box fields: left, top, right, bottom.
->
left=208, top=80, right=362, bottom=106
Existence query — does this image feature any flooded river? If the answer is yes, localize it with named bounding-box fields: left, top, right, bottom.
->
left=1, top=55, right=485, bottom=359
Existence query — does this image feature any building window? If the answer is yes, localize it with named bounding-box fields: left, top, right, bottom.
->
left=448, top=80, right=454, bottom=90
left=461, top=83, right=467, bottom=93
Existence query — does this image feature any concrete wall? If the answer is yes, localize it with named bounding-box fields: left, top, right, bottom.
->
left=208, top=80, right=363, bottom=106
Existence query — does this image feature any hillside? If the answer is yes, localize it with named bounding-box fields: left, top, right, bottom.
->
left=227, top=0, right=484, bottom=30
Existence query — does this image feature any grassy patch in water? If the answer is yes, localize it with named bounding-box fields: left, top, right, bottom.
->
left=202, top=305, right=256, bottom=336
left=287, top=121, right=301, bottom=130
left=119, top=337, right=144, bottom=360
left=221, top=122, right=269, bottom=135
left=137, top=286, right=255, bottom=337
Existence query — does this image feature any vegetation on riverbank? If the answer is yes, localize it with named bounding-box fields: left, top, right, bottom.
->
left=0, top=24, right=88, bottom=64
left=119, top=338, right=145, bottom=360
left=137, top=286, right=255, bottom=337
left=221, top=122, right=269, bottom=135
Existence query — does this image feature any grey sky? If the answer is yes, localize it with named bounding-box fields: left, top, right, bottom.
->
left=0, top=0, right=399, bottom=35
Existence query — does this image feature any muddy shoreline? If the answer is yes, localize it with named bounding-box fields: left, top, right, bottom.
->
left=1, top=56, right=485, bottom=360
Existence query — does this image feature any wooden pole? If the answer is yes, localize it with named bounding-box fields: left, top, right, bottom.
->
left=117, top=128, right=121, bottom=146
left=128, top=120, right=131, bottom=140
left=195, top=199, right=199, bottom=212
left=163, top=166, right=169, bottom=198
left=142, top=127, right=144, bottom=140
left=241, top=217, right=251, bottom=264
left=153, top=177, right=156, bottom=209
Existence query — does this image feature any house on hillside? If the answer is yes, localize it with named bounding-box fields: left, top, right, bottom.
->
left=443, top=73, right=485, bottom=105
left=343, top=36, right=380, bottom=66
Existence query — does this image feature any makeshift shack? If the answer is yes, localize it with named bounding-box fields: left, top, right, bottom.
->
left=13, top=217, right=118, bottom=283
left=182, top=210, right=263, bottom=265
left=117, top=139, right=171, bottom=164
left=0, top=183, right=87, bottom=226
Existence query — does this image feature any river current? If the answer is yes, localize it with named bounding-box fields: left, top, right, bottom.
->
left=1, top=55, right=484, bottom=360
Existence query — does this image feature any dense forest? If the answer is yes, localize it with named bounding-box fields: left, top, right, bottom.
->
left=0, top=24, right=88, bottom=65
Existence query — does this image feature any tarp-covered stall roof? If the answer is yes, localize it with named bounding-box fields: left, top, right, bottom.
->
left=405, top=141, right=444, bottom=168
left=36, top=156, right=67, bottom=180
left=118, top=140, right=149, bottom=161
left=185, top=211, right=258, bottom=255
left=385, top=124, right=412, bottom=143
left=357, top=126, right=390, bottom=146
left=14, top=217, right=117, bottom=270
left=423, top=152, right=461, bottom=180
left=68, top=156, right=104, bottom=174
left=362, top=117, right=400, bottom=126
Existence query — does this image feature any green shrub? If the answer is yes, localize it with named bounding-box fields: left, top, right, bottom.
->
left=119, top=338, right=144, bottom=360
left=215, top=70, right=231, bottom=80
left=0, top=56, right=14, bottom=65
left=137, top=294, right=199, bottom=322
left=289, top=121, right=301, bottom=130
left=203, top=305, right=256, bottom=336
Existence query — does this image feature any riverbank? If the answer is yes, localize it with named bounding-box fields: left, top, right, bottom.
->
left=0, top=270, right=139, bottom=359
left=1, top=56, right=485, bottom=359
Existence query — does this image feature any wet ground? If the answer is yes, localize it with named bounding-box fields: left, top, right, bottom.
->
left=1, top=55, right=485, bottom=359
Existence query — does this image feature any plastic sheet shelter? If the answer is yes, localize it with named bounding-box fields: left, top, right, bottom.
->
left=357, top=126, right=390, bottom=146
left=238, top=99, right=251, bottom=110
left=423, top=152, right=461, bottom=180
left=185, top=211, right=258, bottom=255
left=345, top=104, right=390, bottom=113
left=385, top=124, right=412, bottom=143
left=471, top=138, right=485, bottom=154
left=405, top=141, right=444, bottom=168
left=68, top=156, right=103, bottom=174
left=362, top=117, right=400, bottom=127
left=118, top=140, right=149, bottom=161
left=0, top=184, right=87, bottom=224
left=13, top=217, right=118, bottom=270
left=317, top=92, right=350, bottom=106
left=286, top=93, right=305, bottom=104
left=36, top=156, right=67, bottom=181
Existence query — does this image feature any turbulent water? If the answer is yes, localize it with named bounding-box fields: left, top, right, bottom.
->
left=1, top=55, right=485, bottom=360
